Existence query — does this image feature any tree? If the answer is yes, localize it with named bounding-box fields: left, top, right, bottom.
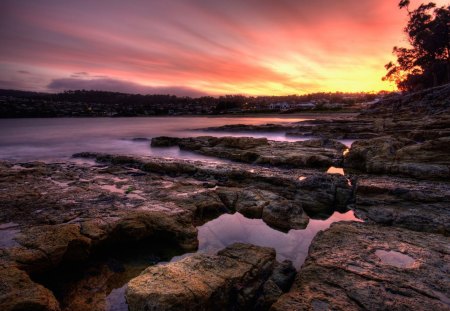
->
left=383, top=1, right=450, bottom=91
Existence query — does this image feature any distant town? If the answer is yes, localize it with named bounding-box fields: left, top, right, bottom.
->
left=0, top=89, right=393, bottom=117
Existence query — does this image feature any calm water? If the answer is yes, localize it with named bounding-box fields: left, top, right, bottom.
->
left=175, top=210, right=360, bottom=270
left=106, top=210, right=361, bottom=310
left=0, top=116, right=353, bottom=162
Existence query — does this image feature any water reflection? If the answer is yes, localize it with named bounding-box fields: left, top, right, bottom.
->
left=175, top=210, right=361, bottom=269
left=0, top=222, right=20, bottom=248
left=0, top=117, right=351, bottom=162
left=375, top=250, right=415, bottom=268
left=326, top=166, right=345, bottom=175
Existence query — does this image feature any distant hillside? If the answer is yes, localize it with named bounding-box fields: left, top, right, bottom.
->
left=0, top=89, right=382, bottom=117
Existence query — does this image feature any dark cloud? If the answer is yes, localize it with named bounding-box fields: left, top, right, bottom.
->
left=47, top=78, right=207, bottom=97
left=17, top=70, right=30, bottom=74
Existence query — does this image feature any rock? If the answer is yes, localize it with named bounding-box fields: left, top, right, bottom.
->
left=361, top=84, right=450, bottom=119
left=174, top=136, right=269, bottom=150
left=192, top=187, right=310, bottom=230
left=0, top=265, right=60, bottom=311
left=0, top=154, right=353, bottom=310
left=257, top=279, right=283, bottom=310
left=150, top=136, right=181, bottom=147
left=295, top=174, right=352, bottom=217
left=270, top=260, right=296, bottom=292
left=108, top=211, right=198, bottom=251
left=189, top=173, right=352, bottom=230
left=131, top=137, right=150, bottom=142
left=344, top=136, right=414, bottom=171
left=345, top=135, right=450, bottom=180
left=15, top=224, right=92, bottom=268
left=126, top=243, right=276, bottom=311
left=352, top=175, right=450, bottom=235
left=8, top=211, right=198, bottom=274
left=255, top=260, right=296, bottom=310
left=200, top=123, right=291, bottom=133
left=262, top=200, right=309, bottom=232
left=272, top=222, right=450, bottom=311
left=199, top=116, right=380, bottom=140
left=287, top=119, right=378, bottom=140
left=152, top=136, right=347, bottom=169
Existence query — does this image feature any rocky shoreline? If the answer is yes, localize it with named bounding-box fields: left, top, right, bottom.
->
left=1, top=85, right=449, bottom=310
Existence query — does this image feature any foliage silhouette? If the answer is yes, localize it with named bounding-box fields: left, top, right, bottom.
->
left=383, top=1, right=450, bottom=91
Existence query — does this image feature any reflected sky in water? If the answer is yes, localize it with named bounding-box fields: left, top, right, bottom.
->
left=0, top=116, right=315, bottom=162
left=175, top=210, right=361, bottom=269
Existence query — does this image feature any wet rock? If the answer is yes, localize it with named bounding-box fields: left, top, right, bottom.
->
left=262, top=200, right=309, bottom=232
left=287, top=119, right=378, bottom=140
left=151, top=136, right=346, bottom=168
left=126, top=243, right=276, bottom=311
left=344, top=136, right=414, bottom=171
left=345, top=135, right=450, bottom=180
left=362, top=84, right=450, bottom=119
left=270, top=260, right=296, bottom=292
left=272, top=222, right=450, bottom=311
left=131, top=137, right=150, bottom=142
left=192, top=187, right=309, bottom=230
left=0, top=155, right=350, bottom=310
left=76, top=153, right=352, bottom=223
left=352, top=175, right=450, bottom=235
left=190, top=173, right=352, bottom=230
left=108, top=211, right=198, bottom=251
left=5, top=211, right=198, bottom=275
left=0, top=264, right=60, bottom=311
left=278, top=173, right=353, bottom=218
left=0, top=159, right=203, bottom=311
left=257, top=280, right=283, bottom=310
left=255, top=260, right=296, bottom=310
left=200, top=123, right=292, bottom=133
left=199, top=116, right=379, bottom=140
left=150, top=136, right=181, bottom=147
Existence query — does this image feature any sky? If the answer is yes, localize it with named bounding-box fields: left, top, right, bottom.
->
left=0, top=0, right=448, bottom=96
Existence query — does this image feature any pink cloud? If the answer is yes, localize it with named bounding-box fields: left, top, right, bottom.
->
left=1, top=0, right=447, bottom=95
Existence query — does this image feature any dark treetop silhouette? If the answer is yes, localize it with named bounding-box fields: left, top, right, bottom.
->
left=383, top=1, right=450, bottom=91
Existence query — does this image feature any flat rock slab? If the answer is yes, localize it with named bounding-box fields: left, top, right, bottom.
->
left=353, top=174, right=450, bottom=235
left=272, top=222, right=450, bottom=311
left=151, top=136, right=347, bottom=169
left=126, top=243, right=277, bottom=311
left=345, top=135, right=450, bottom=180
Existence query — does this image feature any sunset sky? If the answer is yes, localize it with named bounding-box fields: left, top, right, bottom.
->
left=1, top=0, right=448, bottom=96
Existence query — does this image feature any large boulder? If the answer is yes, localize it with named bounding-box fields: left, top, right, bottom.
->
left=126, top=243, right=277, bottom=310
left=272, top=222, right=450, bottom=311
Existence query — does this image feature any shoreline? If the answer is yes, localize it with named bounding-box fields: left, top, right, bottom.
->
left=0, top=85, right=449, bottom=311
left=0, top=111, right=359, bottom=120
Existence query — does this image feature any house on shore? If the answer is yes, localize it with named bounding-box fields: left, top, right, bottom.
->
left=269, top=102, right=290, bottom=111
